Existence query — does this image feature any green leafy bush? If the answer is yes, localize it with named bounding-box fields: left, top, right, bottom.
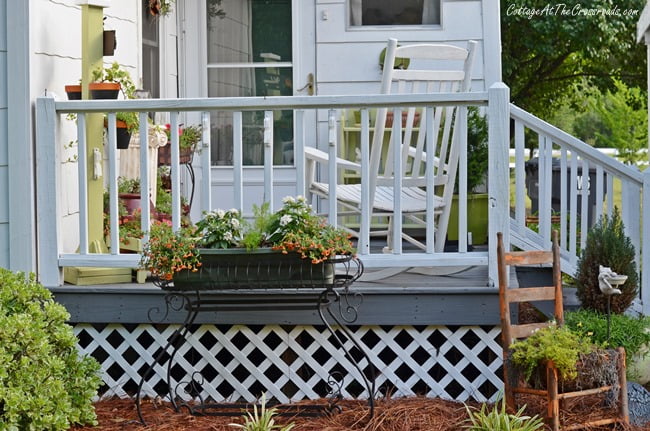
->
left=0, top=269, right=102, bottom=429
left=463, top=396, right=544, bottom=431
left=565, top=309, right=650, bottom=365
left=575, top=210, right=638, bottom=313
left=509, top=323, right=594, bottom=383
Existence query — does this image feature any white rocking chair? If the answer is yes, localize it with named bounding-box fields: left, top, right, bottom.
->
left=306, top=38, right=477, bottom=258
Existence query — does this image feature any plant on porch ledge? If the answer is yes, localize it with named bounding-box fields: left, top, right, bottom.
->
left=140, top=196, right=357, bottom=288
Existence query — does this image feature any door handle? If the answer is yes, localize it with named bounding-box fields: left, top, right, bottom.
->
left=297, top=73, right=314, bottom=95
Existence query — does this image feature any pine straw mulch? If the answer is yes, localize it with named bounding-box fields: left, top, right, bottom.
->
left=71, top=394, right=650, bottom=431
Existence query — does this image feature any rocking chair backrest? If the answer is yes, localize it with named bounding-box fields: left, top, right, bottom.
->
left=368, top=38, right=477, bottom=206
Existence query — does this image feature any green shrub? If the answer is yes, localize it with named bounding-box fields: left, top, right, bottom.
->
left=463, top=396, right=544, bottom=431
left=0, top=269, right=102, bottom=430
left=575, top=210, right=638, bottom=313
left=565, top=309, right=650, bottom=365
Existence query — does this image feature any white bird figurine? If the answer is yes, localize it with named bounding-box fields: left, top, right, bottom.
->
left=598, top=265, right=626, bottom=296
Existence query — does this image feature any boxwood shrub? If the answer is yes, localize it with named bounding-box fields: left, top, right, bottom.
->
left=0, top=269, right=101, bottom=430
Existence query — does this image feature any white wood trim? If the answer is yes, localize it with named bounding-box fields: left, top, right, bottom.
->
left=487, top=83, right=509, bottom=287
left=36, top=97, right=62, bottom=286
left=643, top=170, right=650, bottom=315
left=55, top=92, right=490, bottom=113
left=481, top=0, right=501, bottom=86
left=6, top=0, right=34, bottom=272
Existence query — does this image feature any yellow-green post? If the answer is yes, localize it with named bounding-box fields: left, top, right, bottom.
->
left=80, top=2, right=106, bottom=252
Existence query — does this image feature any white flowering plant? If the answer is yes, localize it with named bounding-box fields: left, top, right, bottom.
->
left=195, top=208, right=245, bottom=249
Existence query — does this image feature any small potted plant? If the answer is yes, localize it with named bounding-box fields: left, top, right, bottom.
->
left=509, top=323, right=622, bottom=392
left=89, top=62, right=139, bottom=148
left=140, top=196, right=358, bottom=288
left=158, top=123, right=202, bottom=165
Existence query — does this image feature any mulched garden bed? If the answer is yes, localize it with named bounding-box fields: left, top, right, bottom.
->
left=71, top=394, right=650, bottom=431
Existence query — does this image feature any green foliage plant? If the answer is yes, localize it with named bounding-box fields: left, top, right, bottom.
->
left=92, top=62, right=139, bottom=133
left=0, top=269, right=102, bottom=430
left=229, top=393, right=295, bottom=431
left=575, top=209, right=638, bottom=314
left=590, top=80, right=647, bottom=165
left=464, top=107, right=489, bottom=193
left=509, top=323, right=594, bottom=383
left=565, top=309, right=650, bottom=366
left=164, top=123, right=202, bottom=151
left=463, top=396, right=544, bottom=431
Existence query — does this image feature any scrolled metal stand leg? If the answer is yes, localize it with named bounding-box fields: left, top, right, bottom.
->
left=317, top=289, right=376, bottom=419
left=135, top=292, right=199, bottom=425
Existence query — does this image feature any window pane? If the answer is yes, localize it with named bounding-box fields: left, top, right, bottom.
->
left=206, top=0, right=293, bottom=166
left=207, top=0, right=292, bottom=64
left=349, top=0, right=440, bottom=26
left=208, top=68, right=294, bottom=166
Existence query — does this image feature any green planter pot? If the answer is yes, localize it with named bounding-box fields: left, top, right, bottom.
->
left=171, top=248, right=337, bottom=291
left=446, top=193, right=489, bottom=245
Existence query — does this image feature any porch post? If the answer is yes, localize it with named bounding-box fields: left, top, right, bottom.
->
left=35, top=96, right=62, bottom=287
left=488, top=83, right=510, bottom=287
left=642, top=170, right=650, bottom=316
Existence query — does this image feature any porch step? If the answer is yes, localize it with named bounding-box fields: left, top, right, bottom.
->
left=63, top=267, right=133, bottom=286
left=515, top=267, right=580, bottom=317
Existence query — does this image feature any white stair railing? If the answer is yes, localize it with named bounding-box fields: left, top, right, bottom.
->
left=509, top=104, right=650, bottom=315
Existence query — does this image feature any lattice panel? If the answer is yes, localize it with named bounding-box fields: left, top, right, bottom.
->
left=74, top=324, right=503, bottom=403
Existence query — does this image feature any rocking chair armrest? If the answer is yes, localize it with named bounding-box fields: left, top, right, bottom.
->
left=304, top=146, right=361, bottom=172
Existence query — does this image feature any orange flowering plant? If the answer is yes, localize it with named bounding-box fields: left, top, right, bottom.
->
left=140, top=221, right=201, bottom=281
left=265, top=196, right=355, bottom=263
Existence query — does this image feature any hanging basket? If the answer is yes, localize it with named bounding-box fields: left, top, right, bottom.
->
left=157, top=144, right=194, bottom=165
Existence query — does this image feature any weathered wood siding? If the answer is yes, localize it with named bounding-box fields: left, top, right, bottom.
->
left=0, top=0, right=8, bottom=269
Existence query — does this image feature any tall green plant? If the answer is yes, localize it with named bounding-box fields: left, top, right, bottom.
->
left=575, top=210, right=638, bottom=313
left=229, top=393, right=295, bottom=431
left=463, top=396, right=544, bottom=431
left=0, top=269, right=102, bottom=429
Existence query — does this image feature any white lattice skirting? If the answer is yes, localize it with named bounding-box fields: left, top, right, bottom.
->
left=74, top=323, right=503, bottom=403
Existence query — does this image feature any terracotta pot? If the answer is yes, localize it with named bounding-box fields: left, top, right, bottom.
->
left=65, top=84, right=82, bottom=100
left=89, top=82, right=120, bottom=100
left=104, top=119, right=132, bottom=149
left=385, top=111, right=421, bottom=127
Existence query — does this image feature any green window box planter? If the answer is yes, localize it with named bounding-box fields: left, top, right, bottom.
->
left=170, top=248, right=347, bottom=291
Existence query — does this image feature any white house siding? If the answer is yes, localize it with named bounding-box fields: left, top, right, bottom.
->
left=32, top=0, right=179, bottom=253
left=0, top=0, right=8, bottom=269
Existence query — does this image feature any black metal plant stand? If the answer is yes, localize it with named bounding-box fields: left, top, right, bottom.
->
left=135, top=255, right=375, bottom=425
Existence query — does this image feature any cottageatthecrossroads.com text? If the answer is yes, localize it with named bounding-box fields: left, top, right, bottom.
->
left=506, top=4, right=640, bottom=19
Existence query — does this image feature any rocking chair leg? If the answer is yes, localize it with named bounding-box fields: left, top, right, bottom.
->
left=547, top=366, right=560, bottom=431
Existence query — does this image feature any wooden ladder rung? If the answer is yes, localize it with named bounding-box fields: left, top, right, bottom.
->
left=507, top=286, right=556, bottom=303
left=504, top=250, right=553, bottom=266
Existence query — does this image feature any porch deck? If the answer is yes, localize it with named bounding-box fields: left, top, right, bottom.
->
left=52, top=265, right=504, bottom=326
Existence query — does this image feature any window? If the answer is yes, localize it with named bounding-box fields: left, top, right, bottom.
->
left=349, top=0, right=440, bottom=26
left=206, top=0, right=293, bottom=166
left=142, top=0, right=160, bottom=98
